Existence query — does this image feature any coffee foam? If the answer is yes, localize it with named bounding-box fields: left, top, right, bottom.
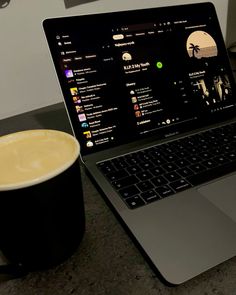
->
left=0, top=130, right=80, bottom=190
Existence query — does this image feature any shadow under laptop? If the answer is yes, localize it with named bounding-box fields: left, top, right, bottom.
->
left=33, top=103, right=73, bottom=134
left=0, top=103, right=72, bottom=137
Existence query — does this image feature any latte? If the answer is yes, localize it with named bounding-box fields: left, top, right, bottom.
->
left=0, top=129, right=80, bottom=190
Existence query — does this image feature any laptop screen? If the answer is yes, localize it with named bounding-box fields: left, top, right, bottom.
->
left=43, top=2, right=236, bottom=155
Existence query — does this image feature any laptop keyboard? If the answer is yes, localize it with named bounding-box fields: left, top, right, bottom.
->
left=97, top=122, right=236, bottom=209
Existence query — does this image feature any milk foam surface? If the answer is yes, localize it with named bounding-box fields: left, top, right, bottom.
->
left=0, top=130, right=80, bottom=190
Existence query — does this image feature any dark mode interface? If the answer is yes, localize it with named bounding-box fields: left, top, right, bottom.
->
left=51, top=8, right=236, bottom=154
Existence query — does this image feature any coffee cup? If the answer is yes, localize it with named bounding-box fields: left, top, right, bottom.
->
left=0, top=129, right=85, bottom=274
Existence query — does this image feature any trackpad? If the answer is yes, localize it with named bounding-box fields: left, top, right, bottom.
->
left=198, top=174, right=236, bottom=222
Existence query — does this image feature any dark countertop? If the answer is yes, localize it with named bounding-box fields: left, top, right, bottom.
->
left=1, top=102, right=236, bottom=295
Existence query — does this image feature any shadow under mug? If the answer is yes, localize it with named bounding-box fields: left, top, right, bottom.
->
left=0, top=129, right=85, bottom=275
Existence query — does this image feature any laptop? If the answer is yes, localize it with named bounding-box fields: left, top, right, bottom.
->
left=43, top=2, right=236, bottom=285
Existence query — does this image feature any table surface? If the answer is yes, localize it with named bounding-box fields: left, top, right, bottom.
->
left=1, top=102, right=236, bottom=295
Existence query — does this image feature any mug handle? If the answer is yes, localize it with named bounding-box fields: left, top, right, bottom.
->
left=0, top=249, right=28, bottom=278
left=0, top=263, right=28, bottom=278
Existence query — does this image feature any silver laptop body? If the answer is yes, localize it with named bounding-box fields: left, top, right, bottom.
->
left=43, top=2, right=236, bottom=284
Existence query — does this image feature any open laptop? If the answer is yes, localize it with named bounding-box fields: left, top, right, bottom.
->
left=43, top=2, right=236, bottom=285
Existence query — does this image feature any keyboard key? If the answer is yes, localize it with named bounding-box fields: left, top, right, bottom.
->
left=112, top=158, right=129, bottom=169
left=141, top=190, right=161, bottom=203
left=199, top=151, right=213, bottom=160
left=125, top=154, right=139, bottom=165
left=98, top=162, right=116, bottom=174
left=175, top=159, right=190, bottom=168
left=150, top=167, right=165, bottom=176
left=138, top=152, right=152, bottom=161
left=169, top=179, right=192, bottom=192
left=137, top=180, right=154, bottom=192
left=149, top=148, right=163, bottom=157
left=201, top=159, right=217, bottom=169
left=151, top=176, right=168, bottom=186
left=119, top=185, right=140, bottom=199
left=152, top=157, right=167, bottom=165
left=106, top=169, right=129, bottom=181
left=162, top=163, right=179, bottom=172
left=211, top=147, right=223, bottom=155
left=126, top=165, right=140, bottom=174
left=125, top=195, right=145, bottom=209
left=112, top=175, right=139, bottom=189
left=189, top=163, right=206, bottom=173
left=187, top=155, right=201, bottom=163
left=142, top=161, right=154, bottom=170
left=226, top=152, right=236, bottom=160
left=164, top=171, right=181, bottom=182
left=223, top=145, right=232, bottom=152
left=177, top=167, right=194, bottom=177
left=178, top=150, right=190, bottom=158
left=162, top=154, right=179, bottom=162
left=136, top=171, right=153, bottom=181
left=214, top=155, right=230, bottom=165
left=155, top=185, right=174, bottom=198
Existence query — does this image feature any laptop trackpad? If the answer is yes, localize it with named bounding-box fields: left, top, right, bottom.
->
left=198, top=174, right=236, bottom=222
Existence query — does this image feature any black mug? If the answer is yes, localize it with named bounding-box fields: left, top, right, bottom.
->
left=0, top=129, right=85, bottom=275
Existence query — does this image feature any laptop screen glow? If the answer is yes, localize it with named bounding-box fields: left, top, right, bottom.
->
left=44, top=3, right=236, bottom=155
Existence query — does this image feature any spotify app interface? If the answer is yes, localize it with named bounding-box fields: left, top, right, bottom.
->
left=50, top=7, right=236, bottom=154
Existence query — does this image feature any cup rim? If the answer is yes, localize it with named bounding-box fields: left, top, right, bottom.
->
left=0, top=129, right=80, bottom=191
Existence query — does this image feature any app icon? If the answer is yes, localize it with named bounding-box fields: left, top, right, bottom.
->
left=131, top=97, right=137, bottom=103
left=76, top=105, right=84, bottom=113
left=134, top=104, right=139, bottom=110
left=70, top=87, right=78, bottom=95
left=78, top=113, right=87, bottom=122
left=65, top=69, right=74, bottom=78
left=86, top=141, right=94, bottom=148
left=156, top=61, right=163, bottom=69
left=135, top=111, right=142, bottom=117
left=72, top=96, right=81, bottom=104
left=81, top=122, right=89, bottom=128
left=83, top=131, right=92, bottom=139
left=122, top=52, right=132, bottom=61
